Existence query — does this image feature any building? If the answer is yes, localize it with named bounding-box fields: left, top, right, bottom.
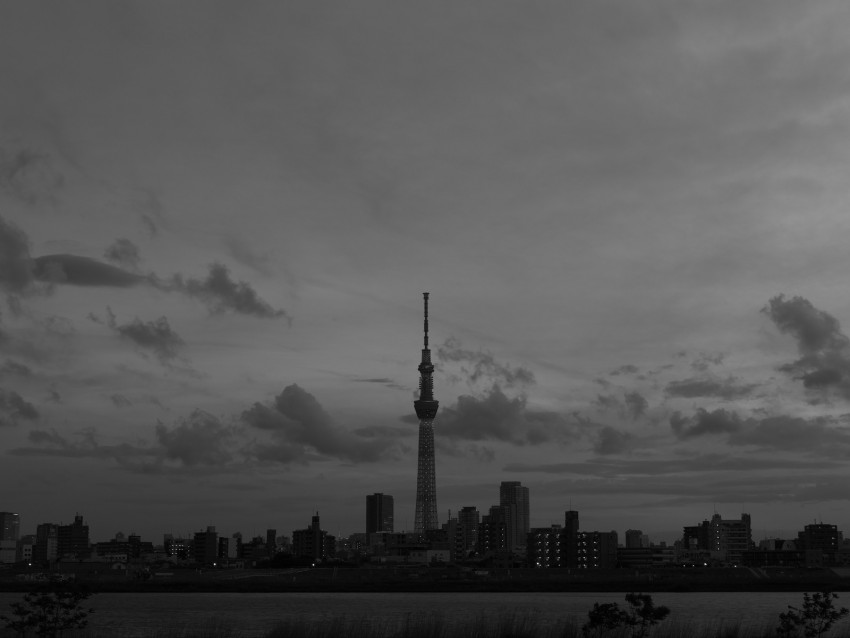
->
left=366, top=493, right=394, bottom=534
left=193, top=526, right=218, bottom=566
left=164, top=535, right=192, bottom=560
left=457, top=506, right=480, bottom=557
left=574, top=531, right=618, bottom=569
left=0, top=512, right=20, bottom=541
left=218, top=535, right=240, bottom=562
left=57, top=515, right=90, bottom=560
left=292, top=513, right=335, bottom=562
left=562, top=510, right=580, bottom=568
left=528, top=525, right=562, bottom=568
left=559, top=511, right=617, bottom=569
left=709, top=513, right=752, bottom=565
left=413, top=293, right=439, bottom=533
left=625, top=529, right=648, bottom=549
left=683, top=520, right=711, bottom=553
left=797, top=523, right=842, bottom=553
left=266, top=529, right=277, bottom=556
left=500, top=481, right=530, bottom=551
left=478, top=505, right=509, bottom=556
left=33, top=523, right=59, bottom=566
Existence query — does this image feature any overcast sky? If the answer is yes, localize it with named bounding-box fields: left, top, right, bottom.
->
left=3, top=1, right=850, bottom=544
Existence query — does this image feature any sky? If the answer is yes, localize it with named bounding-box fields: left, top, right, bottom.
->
left=2, top=1, right=850, bottom=545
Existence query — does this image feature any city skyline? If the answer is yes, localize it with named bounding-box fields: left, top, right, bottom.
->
left=3, top=2, right=850, bottom=542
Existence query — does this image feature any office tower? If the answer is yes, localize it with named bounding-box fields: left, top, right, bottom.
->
left=266, top=528, right=277, bottom=556
left=0, top=512, right=20, bottom=541
left=413, top=292, right=439, bottom=533
left=366, top=493, right=394, bottom=534
left=500, top=481, right=530, bottom=550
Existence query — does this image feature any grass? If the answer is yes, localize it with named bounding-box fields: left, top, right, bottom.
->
left=4, top=612, right=833, bottom=638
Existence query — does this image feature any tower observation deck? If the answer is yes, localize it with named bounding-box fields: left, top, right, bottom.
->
left=413, top=292, right=439, bottom=533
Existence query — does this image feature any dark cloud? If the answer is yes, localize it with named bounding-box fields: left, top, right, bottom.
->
left=436, top=439, right=496, bottom=462
left=504, top=454, right=840, bottom=478
left=172, top=262, right=289, bottom=321
left=670, top=408, right=742, bottom=438
left=101, top=308, right=185, bottom=365
left=624, top=392, right=648, bottom=419
left=763, top=294, right=850, bottom=396
left=437, top=337, right=535, bottom=388
left=609, top=364, right=639, bottom=376
left=0, top=215, right=35, bottom=294
left=437, top=384, right=574, bottom=445
left=594, top=391, right=648, bottom=420
left=668, top=406, right=850, bottom=459
left=10, top=428, right=155, bottom=465
left=352, top=377, right=406, bottom=391
left=728, top=414, right=850, bottom=457
left=104, top=239, right=141, bottom=270
left=691, top=352, right=725, bottom=372
left=155, top=410, right=236, bottom=466
left=665, top=376, right=758, bottom=400
left=352, top=425, right=411, bottom=438
left=593, top=426, right=634, bottom=455
left=224, top=237, right=272, bottom=276
left=764, top=294, right=848, bottom=353
left=0, top=360, right=32, bottom=377
left=241, top=384, right=394, bottom=463
left=0, top=147, right=64, bottom=204
left=0, top=388, right=39, bottom=424
left=801, top=368, right=842, bottom=388
left=110, top=394, right=132, bottom=408
left=33, top=254, right=144, bottom=287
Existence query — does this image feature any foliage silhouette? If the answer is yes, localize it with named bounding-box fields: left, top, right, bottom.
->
left=0, top=575, right=95, bottom=637
left=582, top=592, right=670, bottom=638
left=776, top=591, right=848, bottom=638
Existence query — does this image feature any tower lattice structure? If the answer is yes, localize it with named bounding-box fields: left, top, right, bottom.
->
left=413, top=292, right=439, bottom=533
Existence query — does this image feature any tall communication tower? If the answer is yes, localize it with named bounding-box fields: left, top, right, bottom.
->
left=413, top=292, right=439, bottom=533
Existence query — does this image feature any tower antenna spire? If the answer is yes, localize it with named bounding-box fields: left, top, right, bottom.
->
left=423, top=292, right=429, bottom=349
left=413, top=292, right=439, bottom=534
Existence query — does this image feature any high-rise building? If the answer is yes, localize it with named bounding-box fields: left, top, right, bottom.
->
left=500, top=481, right=530, bottom=550
left=366, top=493, right=394, bottom=534
left=413, top=293, right=439, bottom=533
left=0, top=512, right=20, bottom=541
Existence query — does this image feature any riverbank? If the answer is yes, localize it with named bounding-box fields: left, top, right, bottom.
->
left=1, top=565, right=848, bottom=593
